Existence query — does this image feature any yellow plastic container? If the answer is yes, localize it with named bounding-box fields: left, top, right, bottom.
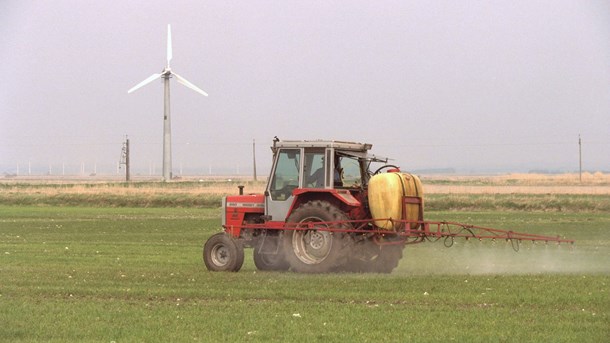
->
left=367, top=172, right=424, bottom=230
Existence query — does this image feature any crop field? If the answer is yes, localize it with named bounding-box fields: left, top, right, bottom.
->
left=1, top=175, right=609, bottom=342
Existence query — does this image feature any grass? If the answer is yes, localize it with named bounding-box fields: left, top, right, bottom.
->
left=2, top=177, right=610, bottom=211
left=0, top=180, right=258, bottom=208
left=426, top=193, right=610, bottom=212
left=1, top=205, right=609, bottom=342
left=423, top=172, right=610, bottom=186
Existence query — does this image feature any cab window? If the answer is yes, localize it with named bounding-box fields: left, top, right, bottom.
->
left=269, top=149, right=301, bottom=200
left=304, top=150, right=325, bottom=188
left=337, top=156, right=362, bottom=188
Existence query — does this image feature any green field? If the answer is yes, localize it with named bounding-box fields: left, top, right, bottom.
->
left=1, top=205, right=609, bottom=342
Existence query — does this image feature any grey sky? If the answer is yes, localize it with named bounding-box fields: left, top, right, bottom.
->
left=1, top=0, right=609, bottom=176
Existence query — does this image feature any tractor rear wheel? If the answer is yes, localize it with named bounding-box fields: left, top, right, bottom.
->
left=283, top=200, right=352, bottom=273
left=203, top=232, right=244, bottom=272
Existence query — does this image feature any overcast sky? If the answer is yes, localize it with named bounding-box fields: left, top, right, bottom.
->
left=1, top=0, right=609, bottom=176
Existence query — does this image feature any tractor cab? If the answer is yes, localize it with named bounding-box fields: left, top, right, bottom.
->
left=265, top=139, right=387, bottom=222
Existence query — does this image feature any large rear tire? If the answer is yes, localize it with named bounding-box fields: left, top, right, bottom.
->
left=203, top=232, right=244, bottom=272
left=283, top=200, right=352, bottom=273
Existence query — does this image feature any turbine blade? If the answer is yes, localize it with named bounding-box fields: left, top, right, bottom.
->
left=167, top=24, right=172, bottom=67
left=174, top=73, right=208, bottom=96
left=127, top=73, right=162, bottom=93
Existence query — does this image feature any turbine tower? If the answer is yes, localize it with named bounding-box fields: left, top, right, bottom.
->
left=128, top=24, right=208, bottom=181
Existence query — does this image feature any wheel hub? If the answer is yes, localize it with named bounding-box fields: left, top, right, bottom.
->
left=293, top=228, right=333, bottom=265
left=211, top=245, right=229, bottom=266
left=308, top=231, right=326, bottom=249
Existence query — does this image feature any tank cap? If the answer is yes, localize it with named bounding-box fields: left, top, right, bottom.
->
left=388, top=168, right=401, bottom=173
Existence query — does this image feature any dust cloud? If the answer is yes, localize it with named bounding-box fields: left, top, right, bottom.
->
left=398, top=239, right=610, bottom=275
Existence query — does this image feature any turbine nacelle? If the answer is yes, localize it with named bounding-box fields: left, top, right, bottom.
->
left=127, top=25, right=207, bottom=95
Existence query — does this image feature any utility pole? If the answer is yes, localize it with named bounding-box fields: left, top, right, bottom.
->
left=578, top=134, right=582, bottom=183
left=253, top=139, right=257, bottom=181
left=126, top=138, right=130, bottom=181
left=120, top=136, right=130, bottom=182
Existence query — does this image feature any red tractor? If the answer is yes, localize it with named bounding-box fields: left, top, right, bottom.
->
left=203, top=138, right=572, bottom=273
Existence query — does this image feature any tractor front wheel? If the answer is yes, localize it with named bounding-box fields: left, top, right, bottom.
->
left=253, top=249, right=289, bottom=271
left=283, top=200, right=352, bottom=273
left=203, top=232, right=244, bottom=272
left=253, top=236, right=290, bottom=271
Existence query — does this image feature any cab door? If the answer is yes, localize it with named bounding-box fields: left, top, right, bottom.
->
left=265, top=148, right=302, bottom=221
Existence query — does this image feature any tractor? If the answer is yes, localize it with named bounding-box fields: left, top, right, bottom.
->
left=203, top=138, right=573, bottom=273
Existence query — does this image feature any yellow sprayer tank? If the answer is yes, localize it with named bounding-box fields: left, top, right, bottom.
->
left=367, top=172, right=424, bottom=230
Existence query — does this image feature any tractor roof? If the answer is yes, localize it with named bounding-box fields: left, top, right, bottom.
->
left=272, top=139, right=372, bottom=151
left=272, top=139, right=387, bottom=162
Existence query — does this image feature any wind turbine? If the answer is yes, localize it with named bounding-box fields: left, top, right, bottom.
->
left=128, top=24, right=208, bottom=181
